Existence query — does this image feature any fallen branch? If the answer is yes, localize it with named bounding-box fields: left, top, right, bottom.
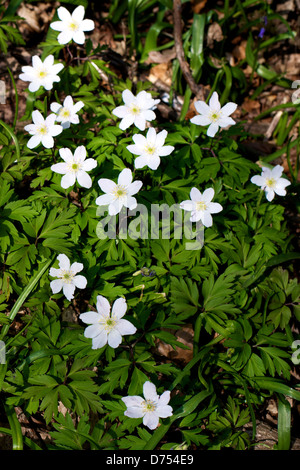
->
left=173, top=0, right=205, bottom=100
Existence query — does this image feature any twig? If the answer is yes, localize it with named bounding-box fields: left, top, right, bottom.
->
left=173, top=0, right=205, bottom=100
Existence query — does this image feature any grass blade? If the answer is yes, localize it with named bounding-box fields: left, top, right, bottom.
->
left=277, top=394, right=291, bottom=450
left=3, top=403, right=23, bottom=450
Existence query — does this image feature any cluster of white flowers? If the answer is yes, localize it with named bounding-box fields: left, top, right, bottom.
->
left=21, top=5, right=293, bottom=432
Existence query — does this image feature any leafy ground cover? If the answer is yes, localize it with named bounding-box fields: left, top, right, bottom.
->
left=0, top=0, right=299, bottom=451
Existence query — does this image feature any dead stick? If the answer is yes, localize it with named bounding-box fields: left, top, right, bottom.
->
left=173, top=0, right=205, bottom=100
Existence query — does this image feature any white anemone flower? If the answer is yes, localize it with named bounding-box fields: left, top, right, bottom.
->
left=127, top=128, right=174, bottom=170
left=49, top=254, right=87, bottom=301
left=190, top=91, right=237, bottom=137
left=51, top=146, right=97, bottom=189
left=50, top=5, right=95, bottom=45
left=79, top=295, right=137, bottom=349
left=122, top=381, right=173, bottom=430
left=24, top=110, right=63, bottom=149
left=19, top=55, right=64, bottom=93
left=96, top=168, right=143, bottom=215
left=50, top=95, right=84, bottom=129
left=112, top=89, right=160, bottom=131
left=250, top=165, right=291, bottom=201
left=180, top=187, right=223, bottom=227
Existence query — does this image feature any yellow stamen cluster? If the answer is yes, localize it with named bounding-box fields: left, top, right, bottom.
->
left=114, top=185, right=127, bottom=198
left=266, top=178, right=276, bottom=188
left=142, top=400, right=156, bottom=412
left=196, top=201, right=207, bottom=212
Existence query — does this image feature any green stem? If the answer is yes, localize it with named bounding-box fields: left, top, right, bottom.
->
left=254, top=189, right=263, bottom=227
left=0, top=257, right=54, bottom=341
left=7, top=67, right=18, bottom=131
left=193, top=314, right=202, bottom=356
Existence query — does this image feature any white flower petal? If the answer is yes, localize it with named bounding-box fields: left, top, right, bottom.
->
left=84, top=324, right=102, bottom=339
left=125, top=196, right=137, bottom=210
left=209, top=91, right=221, bottom=111
left=118, top=168, right=132, bottom=187
left=62, top=283, right=75, bottom=301
left=127, top=180, right=143, bottom=196
left=73, top=100, right=85, bottom=113
left=50, top=279, right=63, bottom=294
left=208, top=202, right=223, bottom=214
left=266, top=188, right=275, bottom=201
left=50, top=20, right=65, bottom=32
left=79, top=311, right=101, bottom=324
left=96, top=295, right=111, bottom=317
left=57, top=30, right=73, bottom=45
left=119, top=114, right=135, bottom=130
left=98, top=178, right=117, bottom=194
left=157, top=391, right=171, bottom=407
left=72, top=274, right=87, bottom=289
left=31, top=110, right=44, bottom=125
left=218, top=116, right=235, bottom=128
left=202, top=187, right=214, bottom=203
left=116, top=319, right=137, bottom=336
left=107, top=329, right=123, bottom=348
left=51, top=162, right=68, bottom=174
left=250, top=175, right=265, bottom=187
left=155, top=129, right=167, bottom=147
left=50, top=102, right=61, bottom=113
left=180, top=200, right=195, bottom=212
left=122, top=89, right=135, bottom=105
left=202, top=211, right=213, bottom=227
left=143, top=381, right=159, bottom=401
left=127, top=144, right=141, bottom=155
left=92, top=331, right=108, bottom=349
left=95, top=193, right=115, bottom=206
left=109, top=199, right=123, bottom=215
left=134, top=156, right=149, bottom=169
left=72, top=5, right=85, bottom=22
left=190, top=187, right=202, bottom=202
left=72, top=30, right=86, bottom=45
left=194, top=100, right=210, bottom=116
left=76, top=170, right=92, bottom=188
left=49, top=267, right=61, bottom=278
left=190, top=115, right=211, bottom=126
left=207, top=122, right=219, bottom=137
left=28, top=81, right=41, bottom=93
left=41, top=135, right=54, bottom=149
left=156, top=404, right=173, bottom=418
left=27, top=135, right=41, bottom=149
left=124, top=407, right=144, bottom=419
left=221, top=102, right=237, bottom=116
left=111, top=297, right=127, bottom=319
left=122, top=395, right=144, bottom=409
left=80, top=19, right=95, bottom=31
left=57, top=6, right=71, bottom=22
left=274, top=186, right=287, bottom=197
left=57, top=254, right=70, bottom=270
left=112, top=105, right=128, bottom=118
left=133, top=115, right=146, bottom=131
left=61, top=172, right=76, bottom=189
left=50, top=124, right=63, bottom=137
left=59, top=147, right=73, bottom=163
left=143, top=412, right=159, bottom=430
left=272, top=165, right=284, bottom=178
left=132, top=133, right=147, bottom=148
left=158, top=145, right=174, bottom=157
